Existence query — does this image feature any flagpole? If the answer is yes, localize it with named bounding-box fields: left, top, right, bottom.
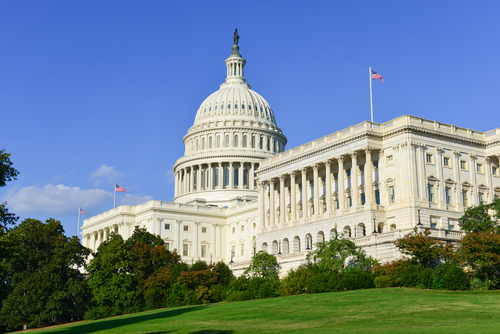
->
left=113, top=184, right=116, bottom=208
left=369, top=65, right=373, bottom=123
left=77, top=207, right=81, bottom=239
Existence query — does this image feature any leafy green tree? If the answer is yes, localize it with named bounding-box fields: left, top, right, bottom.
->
left=0, top=218, right=90, bottom=330
left=244, top=251, right=279, bottom=279
left=394, top=228, right=453, bottom=268
left=458, top=229, right=500, bottom=289
left=0, top=149, right=19, bottom=229
left=459, top=199, right=500, bottom=233
left=306, top=235, right=378, bottom=272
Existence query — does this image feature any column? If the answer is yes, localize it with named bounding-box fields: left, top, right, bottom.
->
left=408, top=143, right=418, bottom=200
left=301, top=168, right=307, bottom=219
left=279, top=175, right=285, bottom=224
left=338, top=156, right=345, bottom=211
left=197, top=165, right=201, bottom=191
left=469, top=154, right=477, bottom=205
left=104, top=228, right=108, bottom=241
left=365, top=148, right=373, bottom=204
left=486, top=157, right=493, bottom=203
left=378, top=150, right=386, bottom=205
left=258, top=181, right=266, bottom=228
left=453, top=151, right=462, bottom=206
left=270, top=179, right=276, bottom=226
left=351, top=152, right=359, bottom=208
left=313, top=164, right=320, bottom=216
left=417, top=145, right=426, bottom=199
left=175, top=171, right=180, bottom=196
left=436, top=147, right=444, bottom=206
left=325, top=161, right=332, bottom=213
left=290, top=172, right=297, bottom=221
left=190, top=166, right=195, bottom=192
left=230, top=162, right=234, bottom=189
left=251, top=163, right=255, bottom=189
left=239, top=163, right=244, bottom=189
left=393, top=145, right=401, bottom=203
left=194, top=222, right=199, bottom=258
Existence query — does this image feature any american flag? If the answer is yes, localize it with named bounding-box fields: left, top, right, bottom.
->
left=371, top=70, right=384, bottom=82
left=79, top=208, right=86, bottom=215
left=115, top=184, right=126, bottom=192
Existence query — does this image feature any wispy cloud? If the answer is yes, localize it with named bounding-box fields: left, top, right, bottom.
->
left=50, top=170, right=75, bottom=183
left=90, top=164, right=123, bottom=186
left=2, top=184, right=112, bottom=215
left=117, top=193, right=154, bottom=206
left=166, top=170, right=175, bottom=183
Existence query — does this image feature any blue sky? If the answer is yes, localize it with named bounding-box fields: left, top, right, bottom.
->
left=1, top=1, right=499, bottom=237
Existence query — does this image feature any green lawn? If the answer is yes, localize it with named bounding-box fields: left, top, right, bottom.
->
left=30, top=288, right=500, bottom=334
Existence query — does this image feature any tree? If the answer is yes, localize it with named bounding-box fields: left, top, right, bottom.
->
left=458, top=229, right=500, bottom=289
left=306, top=235, right=378, bottom=272
left=459, top=199, right=500, bottom=233
left=394, top=228, right=453, bottom=268
left=0, top=218, right=90, bottom=330
left=244, top=251, right=279, bottom=279
left=0, top=149, right=19, bottom=229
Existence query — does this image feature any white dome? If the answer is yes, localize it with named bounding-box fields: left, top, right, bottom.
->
left=194, top=85, right=277, bottom=126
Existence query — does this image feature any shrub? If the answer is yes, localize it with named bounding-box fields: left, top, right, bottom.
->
left=374, top=275, right=392, bottom=288
left=374, top=259, right=412, bottom=286
left=209, top=283, right=227, bottom=302
left=193, top=286, right=212, bottom=304
left=400, top=263, right=433, bottom=289
left=225, top=290, right=253, bottom=302
left=341, top=268, right=375, bottom=290
left=247, top=276, right=279, bottom=299
left=278, top=264, right=316, bottom=296
left=305, top=271, right=331, bottom=294
left=470, top=277, right=485, bottom=291
left=432, top=261, right=469, bottom=291
left=190, top=260, right=209, bottom=272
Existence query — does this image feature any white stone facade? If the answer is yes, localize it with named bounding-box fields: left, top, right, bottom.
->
left=81, top=38, right=500, bottom=276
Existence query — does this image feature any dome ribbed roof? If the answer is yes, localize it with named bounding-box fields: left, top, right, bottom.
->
left=193, top=85, right=276, bottom=125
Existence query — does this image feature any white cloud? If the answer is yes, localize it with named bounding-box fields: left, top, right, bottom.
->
left=117, top=193, right=154, bottom=206
left=90, top=164, right=124, bottom=185
left=2, top=184, right=112, bottom=215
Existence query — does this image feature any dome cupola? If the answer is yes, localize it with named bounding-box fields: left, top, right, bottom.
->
left=173, top=30, right=287, bottom=207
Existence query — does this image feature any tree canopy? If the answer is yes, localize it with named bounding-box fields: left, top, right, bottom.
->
left=244, top=251, right=279, bottom=279
left=459, top=198, right=500, bottom=233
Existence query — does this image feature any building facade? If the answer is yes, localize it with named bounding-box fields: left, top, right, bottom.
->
left=81, top=37, right=500, bottom=276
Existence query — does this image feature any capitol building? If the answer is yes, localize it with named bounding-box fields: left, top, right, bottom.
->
left=81, top=34, right=500, bottom=275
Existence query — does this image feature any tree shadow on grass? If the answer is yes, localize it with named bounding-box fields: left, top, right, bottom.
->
left=52, top=306, right=204, bottom=334
left=188, top=331, right=234, bottom=334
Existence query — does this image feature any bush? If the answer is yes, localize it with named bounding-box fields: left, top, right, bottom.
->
left=279, top=265, right=316, bottom=296
left=225, top=290, right=253, bottom=302
left=190, top=260, right=208, bottom=272
left=247, top=276, right=279, bottom=299
left=341, top=268, right=375, bottom=290
left=209, top=283, right=227, bottom=302
left=305, top=271, right=331, bottom=294
left=400, top=263, right=433, bottom=289
left=470, top=277, right=485, bottom=291
left=374, top=259, right=412, bottom=286
left=374, top=275, right=392, bottom=288
left=432, top=261, right=469, bottom=291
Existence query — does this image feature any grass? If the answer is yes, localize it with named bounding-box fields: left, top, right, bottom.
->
left=29, top=288, right=500, bottom=334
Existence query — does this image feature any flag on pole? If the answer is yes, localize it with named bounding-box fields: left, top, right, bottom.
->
left=371, top=70, right=384, bottom=82
left=79, top=208, right=86, bottom=215
left=115, top=184, right=126, bottom=192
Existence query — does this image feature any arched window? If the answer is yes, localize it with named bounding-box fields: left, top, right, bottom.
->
left=234, top=168, right=239, bottom=187
left=251, top=136, right=255, bottom=148
left=193, top=171, right=197, bottom=191
left=259, top=136, right=263, bottom=150
left=272, top=240, right=278, bottom=255
left=209, top=137, right=212, bottom=149
left=267, top=138, right=270, bottom=151
left=262, top=242, right=268, bottom=252
left=293, top=236, right=301, bottom=253
left=201, top=170, right=205, bottom=190
left=225, top=135, right=229, bottom=147
left=234, top=135, right=238, bottom=147
left=216, top=136, right=220, bottom=148
left=243, top=168, right=248, bottom=187
left=196, top=139, right=198, bottom=151
left=202, top=138, right=205, bottom=150
left=215, top=167, right=219, bottom=187
left=206, top=169, right=209, bottom=188
left=224, top=168, right=229, bottom=188
left=282, top=238, right=289, bottom=254
left=243, top=135, right=247, bottom=147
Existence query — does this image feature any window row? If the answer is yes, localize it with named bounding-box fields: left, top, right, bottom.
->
left=188, top=134, right=284, bottom=153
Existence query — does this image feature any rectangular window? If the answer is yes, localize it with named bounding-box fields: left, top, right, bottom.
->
left=360, top=193, right=366, bottom=205
left=232, top=227, right=236, bottom=234
left=241, top=225, right=244, bottom=232
left=493, top=166, right=499, bottom=176
left=165, top=243, right=170, bottom=251
left=445, top=187, right=452, bottom=205
left=373, top=160, right=379, bottom=169
left=462, top=190, right=469, bottom=207
left=182, top=244, right=189, bottom=256
left=359, top=164, right=365, bottom=174
left=333, top=172, right=338, bottom=180
left=165, top=223, right=171, bottom=230
left=387, top=155, right=393, bottom=165
left=390, top=224, right=396, bottom=232
left=334, top=199, right=339, bottom=210
left=389, top=186, right=395, bottom=204
left=460, top=160, right=467, bottom=170
left=347, top=196, right=352, bottom=208
left=241, top=244, right=245, bottom=257
left=201, top=245, right=207, bottom=258
left=345, top=168, right=351, bottom=177
left=444, top=157, right=450, bottom=167
left=426, top=154, right=433, bottom=164
left=494, top=193, right=499, bottom=200
left=479, top=193, right=484, bottom=204
left=183, top=225, right=189, bottom=232
left=202, top=227, right=207, bottom=233
left=477, top=163, right=483, bottom=173
left=428, top=184, right=435, bottom=203
left=375, top=189, right=380, bottom=205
